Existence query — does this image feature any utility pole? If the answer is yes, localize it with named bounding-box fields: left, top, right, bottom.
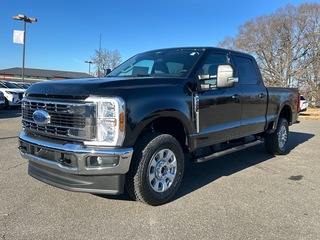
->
left=85, top=60, right=94, bottom=75
left=13, top=14, right=37, bottom=82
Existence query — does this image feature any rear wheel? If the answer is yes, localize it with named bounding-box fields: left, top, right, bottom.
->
left=265, top=117, right=289, bottom=155
left=126, top=133, right=184, bottom=206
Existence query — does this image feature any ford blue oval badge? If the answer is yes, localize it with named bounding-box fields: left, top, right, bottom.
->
left=33, top=110, right=51, bottom=125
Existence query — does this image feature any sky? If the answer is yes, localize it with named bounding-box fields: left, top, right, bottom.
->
left=0, top=0, right=311, bottom=74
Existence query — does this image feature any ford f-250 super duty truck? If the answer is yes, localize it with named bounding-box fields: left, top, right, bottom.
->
left=19, top=47, right=299, bottom=206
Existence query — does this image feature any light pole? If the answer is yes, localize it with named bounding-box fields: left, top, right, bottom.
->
left=13, top=14, right=37, bottom=82
left=85, top=60, right=94, bottom=76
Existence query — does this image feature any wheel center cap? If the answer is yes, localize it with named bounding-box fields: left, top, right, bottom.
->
left=155, top=160, right=168, bottom=179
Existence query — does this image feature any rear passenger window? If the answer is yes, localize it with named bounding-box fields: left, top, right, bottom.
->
left=233, top=56, right=258, bottom=85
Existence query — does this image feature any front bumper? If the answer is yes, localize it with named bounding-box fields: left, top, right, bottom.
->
left=19, top=132, right=133, bottom=194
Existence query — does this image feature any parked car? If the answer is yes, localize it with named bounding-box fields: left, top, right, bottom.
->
left=299, top=95, right=308, bottom=112
left=10, top=81, right=32, bottom=89
left=0, top=91, right=5, bottom=109
left=0, top=81, right=25, bottom=109
left=19, top=47, right=299, bottom=205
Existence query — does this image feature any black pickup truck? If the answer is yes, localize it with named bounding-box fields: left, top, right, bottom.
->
left=19, top=47, right=299, bottom=205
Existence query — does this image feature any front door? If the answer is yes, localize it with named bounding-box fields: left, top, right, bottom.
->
left=195, top=51, right=242, bottom=148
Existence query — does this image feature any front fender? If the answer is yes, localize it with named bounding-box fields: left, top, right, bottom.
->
left=123, top=99, right=195, bottom=148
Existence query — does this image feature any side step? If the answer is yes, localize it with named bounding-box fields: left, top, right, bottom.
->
left=195, top=140, right=263, bottom=163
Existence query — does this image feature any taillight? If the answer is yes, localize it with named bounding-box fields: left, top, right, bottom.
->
left=297, top=92, right=301, bottom=112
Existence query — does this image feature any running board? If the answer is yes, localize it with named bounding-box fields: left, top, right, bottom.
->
left=195, top=140, right=263, bottom=163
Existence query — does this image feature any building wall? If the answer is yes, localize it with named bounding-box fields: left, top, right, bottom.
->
left=0, top=73, right=50, bottom=83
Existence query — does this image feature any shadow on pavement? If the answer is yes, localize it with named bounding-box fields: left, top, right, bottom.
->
left=95, top=131, right=315, bottom=204
left=175, top=131, right=314, bottom=201
left=0, top=108, right=22, bottom=119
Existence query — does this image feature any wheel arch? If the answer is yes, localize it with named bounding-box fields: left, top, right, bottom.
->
left=265, top=103, right=293, bottom=133
left=278, top=103, right=293, bottom=125
left=124, top=112, right=194, bottom=153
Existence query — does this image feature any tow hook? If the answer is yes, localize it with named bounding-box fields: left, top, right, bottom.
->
left=58, top=158, right=72, bottom=165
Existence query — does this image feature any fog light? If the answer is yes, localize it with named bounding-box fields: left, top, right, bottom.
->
left=86, top=156, right=120, bottom=168
left=97, top=156, right=103, bottom=165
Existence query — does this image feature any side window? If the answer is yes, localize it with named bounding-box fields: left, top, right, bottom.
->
left=198, top=53, right=229, bottom=75
left=197, top=53, right=229, bottom=86
left=233, top=56, right=258, bottom=85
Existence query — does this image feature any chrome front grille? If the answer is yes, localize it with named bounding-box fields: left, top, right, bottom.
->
left=22, top=99, right=96, bottom=141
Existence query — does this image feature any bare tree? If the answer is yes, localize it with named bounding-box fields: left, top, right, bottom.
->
left=218, top=3, right=320, bottom=105
left=91, top=49, right=122, bottom=77
left=296, top=3, right=320, bottom=106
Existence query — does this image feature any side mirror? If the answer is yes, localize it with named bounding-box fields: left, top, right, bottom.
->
left=106, top=69, right=112, bottom=75
left=196, top=64, right=238, bottom=92
left=216, top=64, right=238, bottom=88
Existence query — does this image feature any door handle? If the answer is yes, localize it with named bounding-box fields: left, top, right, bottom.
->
left=258, top=93, right=266, bottom=99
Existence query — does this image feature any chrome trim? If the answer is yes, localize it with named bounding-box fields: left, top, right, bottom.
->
left=193, top=94, right=200, bottom=133
left=19, top=131, right=133, bottom=175
left=21, top=98, right=96, bottom=140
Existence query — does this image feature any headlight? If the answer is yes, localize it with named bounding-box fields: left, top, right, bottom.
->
left=84, top=96, right=125, bottom=147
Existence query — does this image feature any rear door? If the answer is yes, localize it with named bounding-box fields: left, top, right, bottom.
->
left=232, top=54, right=268, bottom=135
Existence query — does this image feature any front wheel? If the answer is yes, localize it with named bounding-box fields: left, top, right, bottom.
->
left=265, top=117, right=289, bottom=155
left=126, top=133, right=184, bottom=206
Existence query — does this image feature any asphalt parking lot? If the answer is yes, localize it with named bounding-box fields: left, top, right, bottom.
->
left=1, top=109, right=320, bottom=240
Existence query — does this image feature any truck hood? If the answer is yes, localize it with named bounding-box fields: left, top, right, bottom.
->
left=25, top=77, right=181, bottom=99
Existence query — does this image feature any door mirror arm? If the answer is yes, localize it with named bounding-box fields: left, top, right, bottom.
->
left=196, top=75, right=217, bottom=92
left=197, top=64, right=238, bottom=92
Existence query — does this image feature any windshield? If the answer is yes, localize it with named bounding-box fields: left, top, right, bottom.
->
left=108, top=49, right=204, bottom=78
left=0, top=81, right=20, bottom=89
